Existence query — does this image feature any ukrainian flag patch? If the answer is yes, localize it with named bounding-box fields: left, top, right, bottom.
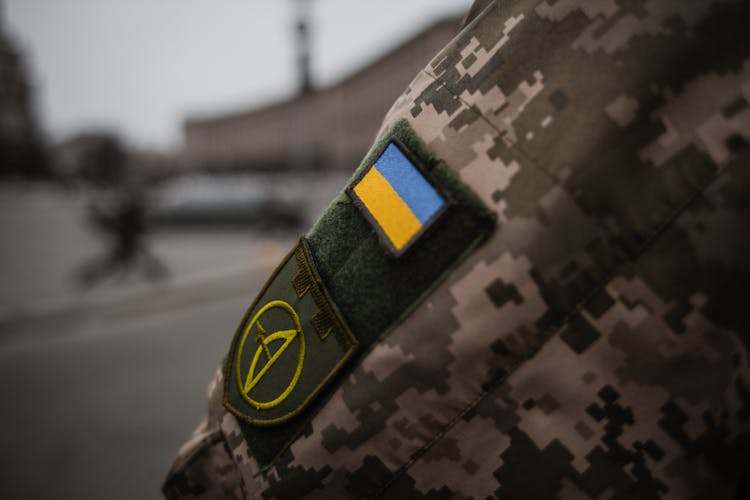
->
left=347, top=139, right=447, bottom=256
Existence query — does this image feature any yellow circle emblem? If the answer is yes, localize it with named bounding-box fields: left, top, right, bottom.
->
left=234, top=300, right=305, bottom=410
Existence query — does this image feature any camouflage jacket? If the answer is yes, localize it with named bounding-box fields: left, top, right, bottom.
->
left=164, top=0, right=750, bottom=498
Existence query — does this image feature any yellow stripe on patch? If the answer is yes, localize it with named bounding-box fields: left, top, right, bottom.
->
left=353, top=167, right=422, bottom=250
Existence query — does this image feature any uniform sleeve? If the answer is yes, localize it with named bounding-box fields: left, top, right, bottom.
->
left=163, top=370, right=249, bottom=499
left=164, top=0, right=750, bottom=498
left=162, top=425, right=243, bottom=500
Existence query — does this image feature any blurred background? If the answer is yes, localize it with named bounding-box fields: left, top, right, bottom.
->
left=0, top=0, right=471, bottom=498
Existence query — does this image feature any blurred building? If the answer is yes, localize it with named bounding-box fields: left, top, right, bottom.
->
left=50, top=133, right=129, bottom=184
left=183, top=16, right=460, bottom=173
left=50, top=132, right=183, bottom=185
left=0, top=11, right=46, bottom=178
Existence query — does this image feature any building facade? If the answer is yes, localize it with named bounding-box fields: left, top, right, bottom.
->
left=0, top=14, right=46, bottom=178
left=182, top=18, right=460, bottom=173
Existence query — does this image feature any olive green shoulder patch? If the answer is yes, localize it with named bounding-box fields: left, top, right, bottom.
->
left=228, top=119, right=496, bottom=469
left=223, top=238, right=358, bottom=426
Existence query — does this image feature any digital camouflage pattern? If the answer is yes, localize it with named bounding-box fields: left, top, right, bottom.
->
left=164, top=0, right=750, bottom=498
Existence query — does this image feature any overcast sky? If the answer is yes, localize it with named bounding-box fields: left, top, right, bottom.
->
left=5, top=0, right=471, bottom=151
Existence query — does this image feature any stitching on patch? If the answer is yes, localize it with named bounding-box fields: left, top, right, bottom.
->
left=223, top=238, right=359, bottom=428
left=292, top=248, right=314, bottom=299
left=296, top=243, right=351, bottom=344
left=234, top=300, right=305, bottom=411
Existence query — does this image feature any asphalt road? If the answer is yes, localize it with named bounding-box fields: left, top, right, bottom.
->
left=0, top=183, right=296, bottom=499
left=0, top=293, right=256, bottom=499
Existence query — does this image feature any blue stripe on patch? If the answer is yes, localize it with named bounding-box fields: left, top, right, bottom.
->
left=373, top=143, right=445, bottom=224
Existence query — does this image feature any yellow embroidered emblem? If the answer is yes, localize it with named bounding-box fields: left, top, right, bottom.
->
left=224, top=238, right=358, bottom=426
left=235, top=300, right=305, bottom=410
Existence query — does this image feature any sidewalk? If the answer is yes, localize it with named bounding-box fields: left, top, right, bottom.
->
left=0, top=229, right=294, bottom=352
left=0, top=183, right=296, bottom=349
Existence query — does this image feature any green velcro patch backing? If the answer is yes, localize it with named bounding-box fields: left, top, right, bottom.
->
left=308, top=119, right=497, bottom=349
left=228, top=119, right=496, bottom=469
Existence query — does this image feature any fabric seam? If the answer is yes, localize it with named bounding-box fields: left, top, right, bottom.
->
left=372, top=164, right=727, bottom=500
left=164, top=430, right=250, bottom=499
left=420, top=67, right=563, bottom=189
left=370, top=66, right=734, bottom=500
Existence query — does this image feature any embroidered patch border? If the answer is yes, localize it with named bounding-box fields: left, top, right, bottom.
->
left=223, top=238, right=359, bottom=426
left=346, top=137, right=451, bottom=257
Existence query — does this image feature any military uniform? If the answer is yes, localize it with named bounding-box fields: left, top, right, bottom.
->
left=164, top=0, right=750, bottom=498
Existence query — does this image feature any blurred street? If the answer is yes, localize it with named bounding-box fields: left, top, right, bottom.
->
left=0, top=183, right=296, bottom=499
left=0, top=2, right=470, bottom=497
